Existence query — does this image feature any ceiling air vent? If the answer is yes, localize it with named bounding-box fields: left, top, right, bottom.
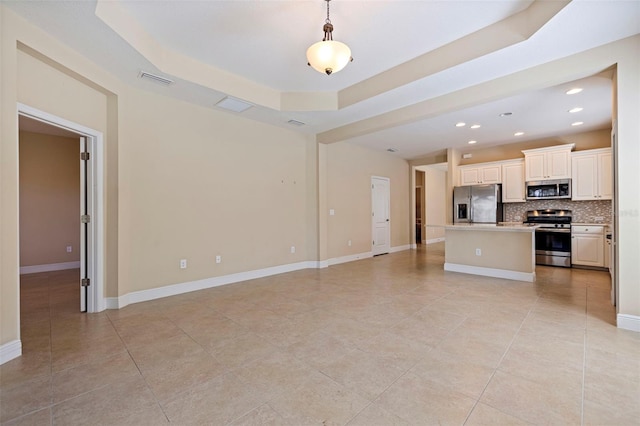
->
left=138, top=71, right=174, bottom=86
left=215, top=97, right=253, bottom=113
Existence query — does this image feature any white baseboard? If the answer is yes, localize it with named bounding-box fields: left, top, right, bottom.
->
left=444, top=262, right=536, bottom=282
left=328, top=252, right=373, bottom=266
left=107, top=261, right=317, bottom=309
left=411, top=243, right=418, bottom=249
left=20, top=261, right=80, bottom=275
left=107, top=246, right=417, bottom=310
left=617, top=314, right=640, bottom=332
left=390, top=244, right=411, bottom=253
left=0, top=340, right=22, bottom=365
left=426, top=237, right=445, bottom=244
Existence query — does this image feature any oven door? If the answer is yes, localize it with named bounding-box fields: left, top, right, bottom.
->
left=535, top=228, right=572, bottom=267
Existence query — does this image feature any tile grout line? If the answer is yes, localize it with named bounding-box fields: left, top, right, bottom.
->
left=462, top=294, right=542, bottom=425
left=105, top=313, right=172, bottom=423
left=580, top=285, right=589, bottom=426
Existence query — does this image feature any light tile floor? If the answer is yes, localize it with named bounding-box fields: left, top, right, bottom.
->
left=2, top=243, right=639, bottom=425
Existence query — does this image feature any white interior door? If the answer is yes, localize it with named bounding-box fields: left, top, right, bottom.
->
left=372, top=176, right=390, bottom=255
left=79, top=137, right=88, bottom=312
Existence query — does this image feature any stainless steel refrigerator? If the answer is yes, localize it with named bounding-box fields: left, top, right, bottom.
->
left=453, top=184, right=504, bottom=224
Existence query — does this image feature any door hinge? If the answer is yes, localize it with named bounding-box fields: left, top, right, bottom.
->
left=81, top=215, right=90, bottom=223
left=80, top=152, right=90, bottom=161
left=81, top=278, right=90, bottom=287
left=372, top=240, right=375, bottom=245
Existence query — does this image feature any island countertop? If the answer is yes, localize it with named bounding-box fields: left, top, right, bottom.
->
left=444, top=223, right=538, bottom=232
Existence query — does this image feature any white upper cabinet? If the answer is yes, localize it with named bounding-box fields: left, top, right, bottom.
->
left=522, top=144, right=574, bottom=181
left=501, top=159, right=525, bottom=203
left=459, top=163, right=501, bottom=185
left=571, top=148, right=613, bottom=200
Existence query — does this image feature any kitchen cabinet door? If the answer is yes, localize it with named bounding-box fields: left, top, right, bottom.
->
left=523, top=144, right=573, bottom=181
left=572, top=154, right=599, bottom=200
left=598, top=150, right=613, bottom=199
left=547, top=149, right=571, bottom=179
left=459, top=163, right=501, bottom=185
left=502, top=160, right=525, bottom=203
left=572, top=225, right=605, bottom=267
left=571, top=148, right=612, bottom=200
left=460, top=167, right=480, bottom=185
left=524, top=152, right=546, bottom=181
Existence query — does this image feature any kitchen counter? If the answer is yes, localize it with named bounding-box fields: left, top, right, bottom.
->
left=444, top=224, right=536, bottom=282
left=571, top=223, right=610, bottom=226
left=444, top=223, right=538, bottom=232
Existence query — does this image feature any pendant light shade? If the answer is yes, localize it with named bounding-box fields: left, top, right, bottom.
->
left=306, top=40, right=352, bottom=75
left=307, top=0, right=352, bottom=75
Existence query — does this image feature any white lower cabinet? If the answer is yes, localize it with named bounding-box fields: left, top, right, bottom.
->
left=571, top=225, right=604, bottom=267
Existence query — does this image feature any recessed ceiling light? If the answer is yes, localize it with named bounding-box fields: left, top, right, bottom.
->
left=514, top=132, right=525, bottom=136
left=287, top=119, right=306, bottom=126
left=468, top=140, right=477, bottom=144
left=455, top=122, right=466, bottom=127
left=499, top=112, right=512, bottom=117
left=387, top=148, right=398, bottom=153
left=568, top=107, right=583, bottom=113
left=566, top=88, right=583, bottom=95
left=571, top=121, right=584, bottom=126
left=215, top=96, right=253, bottom=113
left=470, top=124, right=481, bottom=129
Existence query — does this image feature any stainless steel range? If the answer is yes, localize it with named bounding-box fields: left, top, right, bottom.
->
left=525, top=209, right=572, bottom=268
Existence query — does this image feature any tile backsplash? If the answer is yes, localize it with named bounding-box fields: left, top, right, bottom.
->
left=504, top=199, right=612, bottom=224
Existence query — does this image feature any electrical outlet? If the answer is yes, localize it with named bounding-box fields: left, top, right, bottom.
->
left=215, top=255, right=221, bottom=264
left=290, top=246, right=296, bottom=254
left=66, top=245, right=72, bottom=253
left=348, top=240, right=352, bottom=247
left=475, top=248, right=482, bottom=256
left=594, top=216, right=604, bottom=222
left=180, top=259, right=187, bottom=269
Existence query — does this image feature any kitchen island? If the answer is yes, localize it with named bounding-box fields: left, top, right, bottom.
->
left=444, top=223, right=537, bottom=282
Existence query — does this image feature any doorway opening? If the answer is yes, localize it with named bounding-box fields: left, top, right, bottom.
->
left=413, top=163, right=448, bottom=246
left=18, top=103, right=104, bottom=314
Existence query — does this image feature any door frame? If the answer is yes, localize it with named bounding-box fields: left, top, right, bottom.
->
left=17, top=103, right=105, bottom=313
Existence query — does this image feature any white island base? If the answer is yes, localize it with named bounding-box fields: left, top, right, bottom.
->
left=444, top=224, right=537, bottom=282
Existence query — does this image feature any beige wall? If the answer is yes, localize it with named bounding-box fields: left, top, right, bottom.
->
left=458, top=129, right=611, bottom=166
left=117, top=87, right=310, bottom=294
left=424, top=168, right=447, bottom=242
left=19, top=132, right=80, bottom=266
left=326, top=142, right=410, bottom=258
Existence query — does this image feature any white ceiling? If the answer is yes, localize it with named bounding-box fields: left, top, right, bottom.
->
left=6, top=0, right=640, bottom=160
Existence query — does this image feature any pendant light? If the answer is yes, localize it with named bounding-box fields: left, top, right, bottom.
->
left=306, top=0, right=353, bottom=75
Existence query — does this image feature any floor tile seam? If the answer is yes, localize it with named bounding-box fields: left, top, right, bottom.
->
left=222, top=402, right=274, bottom=426
left=466, top=295, right=541, bottom=425
left=341, top=400, right=376, bottom=426
left=465, top=400, right=536, bottom=426
left=0, top=406, right=52, bottom=425
left=9, top=380, right=113, bottom=422
left=581, top=325, right=587, bottom=426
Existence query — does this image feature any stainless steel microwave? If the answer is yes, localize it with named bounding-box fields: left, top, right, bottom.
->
left=525, top=179, right=571, bottom=200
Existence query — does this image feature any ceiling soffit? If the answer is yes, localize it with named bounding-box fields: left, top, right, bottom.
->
left=94, top=0, right=569, bottom=114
